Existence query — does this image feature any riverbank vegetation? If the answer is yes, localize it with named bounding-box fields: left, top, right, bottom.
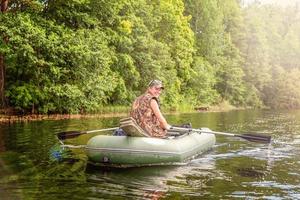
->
left=0, top=0, right=299, bottom=115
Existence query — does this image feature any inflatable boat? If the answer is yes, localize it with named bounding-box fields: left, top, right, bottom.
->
left=86, top=129, right=216, bottom=167
left=58, top=118, right=270, bottom=167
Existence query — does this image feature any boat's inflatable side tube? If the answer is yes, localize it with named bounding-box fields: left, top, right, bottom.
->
left=86, top=132, right=215, bottom=167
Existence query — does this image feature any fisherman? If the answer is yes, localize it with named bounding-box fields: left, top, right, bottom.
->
left=130, top=79, right=171, bottom=138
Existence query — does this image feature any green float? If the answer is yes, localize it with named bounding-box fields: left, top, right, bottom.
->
left=86, top=130, right=216, bottom=167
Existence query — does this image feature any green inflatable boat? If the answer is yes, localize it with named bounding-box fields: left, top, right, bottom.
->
left=86, top=129, right=216, bottom=167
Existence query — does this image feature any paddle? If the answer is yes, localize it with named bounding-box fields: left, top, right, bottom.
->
left=170, top=127, right=271, bottom=143
left=57, top=127, right=119, bottom=140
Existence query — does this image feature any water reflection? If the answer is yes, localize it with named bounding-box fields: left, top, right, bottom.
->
left=86, top=165, right=171, bottom=199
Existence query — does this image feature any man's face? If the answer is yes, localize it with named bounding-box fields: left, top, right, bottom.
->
left=148, top=85, right=163, bottom=97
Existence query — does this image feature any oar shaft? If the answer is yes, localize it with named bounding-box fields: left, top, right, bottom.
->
left=198, top=130, right=236, bottom=137
left=170, top=127, right=235, bottom=136
left=57, top=127, right=119, bottom=140
left=169, top=126, right=271, bottom=143
left=86, top=127, right=119, bottom=134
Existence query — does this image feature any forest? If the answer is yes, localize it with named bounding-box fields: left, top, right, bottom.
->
left=0, top=0, right=300, bottom=114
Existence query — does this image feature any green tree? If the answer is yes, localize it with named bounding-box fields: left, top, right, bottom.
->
left=241, top=4, right=272, bottom=105
left=1, top=10, right=119, bottom=113
left=264, top=66, right=300, bottom=109
left=185, top=0, right=246, bottom=106
left=242, top=3, right=300, bottom=108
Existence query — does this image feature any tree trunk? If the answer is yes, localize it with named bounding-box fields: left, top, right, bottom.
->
left=0, top=0, right=8, bottom=108
left=0, top=55, right=5, bottom=108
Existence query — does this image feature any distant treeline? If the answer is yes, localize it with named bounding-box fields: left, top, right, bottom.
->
left=0, top=0, right=299, bottom=114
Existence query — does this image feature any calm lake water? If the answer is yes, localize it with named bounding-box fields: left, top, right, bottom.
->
left=0, top=109, right=300, bottom=200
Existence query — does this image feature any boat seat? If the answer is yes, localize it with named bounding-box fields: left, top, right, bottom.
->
left=119, top=117, right=189, bottom=138
left=119, top=117, right=150, bottom=137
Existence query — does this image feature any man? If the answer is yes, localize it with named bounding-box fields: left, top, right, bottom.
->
left=130, top=80, right=171, bottom=138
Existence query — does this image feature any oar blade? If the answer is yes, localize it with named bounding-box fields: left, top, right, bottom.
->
left=57, top=131, right=85, bottom=140
left=238, top=133, right=271, bottom=143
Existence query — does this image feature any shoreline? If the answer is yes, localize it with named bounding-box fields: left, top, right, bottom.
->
left=0, top=113, right=129, bottom=123
left=0, top=103, right=243, bottom=123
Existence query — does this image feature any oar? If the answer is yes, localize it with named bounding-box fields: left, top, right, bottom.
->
left=57, top=127, right=119, bottom=140
left=170, top=127, right=271, bottom=143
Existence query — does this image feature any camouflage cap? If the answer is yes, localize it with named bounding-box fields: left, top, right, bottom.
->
left=148, top=79, right=164, bottom=89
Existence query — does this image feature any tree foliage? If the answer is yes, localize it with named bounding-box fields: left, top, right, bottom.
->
left=0, top=0, right=300, bottom=114
left=242, top=3, right=300, bottom=109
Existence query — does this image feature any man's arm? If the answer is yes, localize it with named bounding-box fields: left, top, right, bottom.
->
left=150, top=99, right=170, bottom=130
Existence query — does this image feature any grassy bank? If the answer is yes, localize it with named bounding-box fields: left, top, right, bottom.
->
left=0, top=106, right=131, bottom=123
left=0, top=102, right=241, bottom=123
